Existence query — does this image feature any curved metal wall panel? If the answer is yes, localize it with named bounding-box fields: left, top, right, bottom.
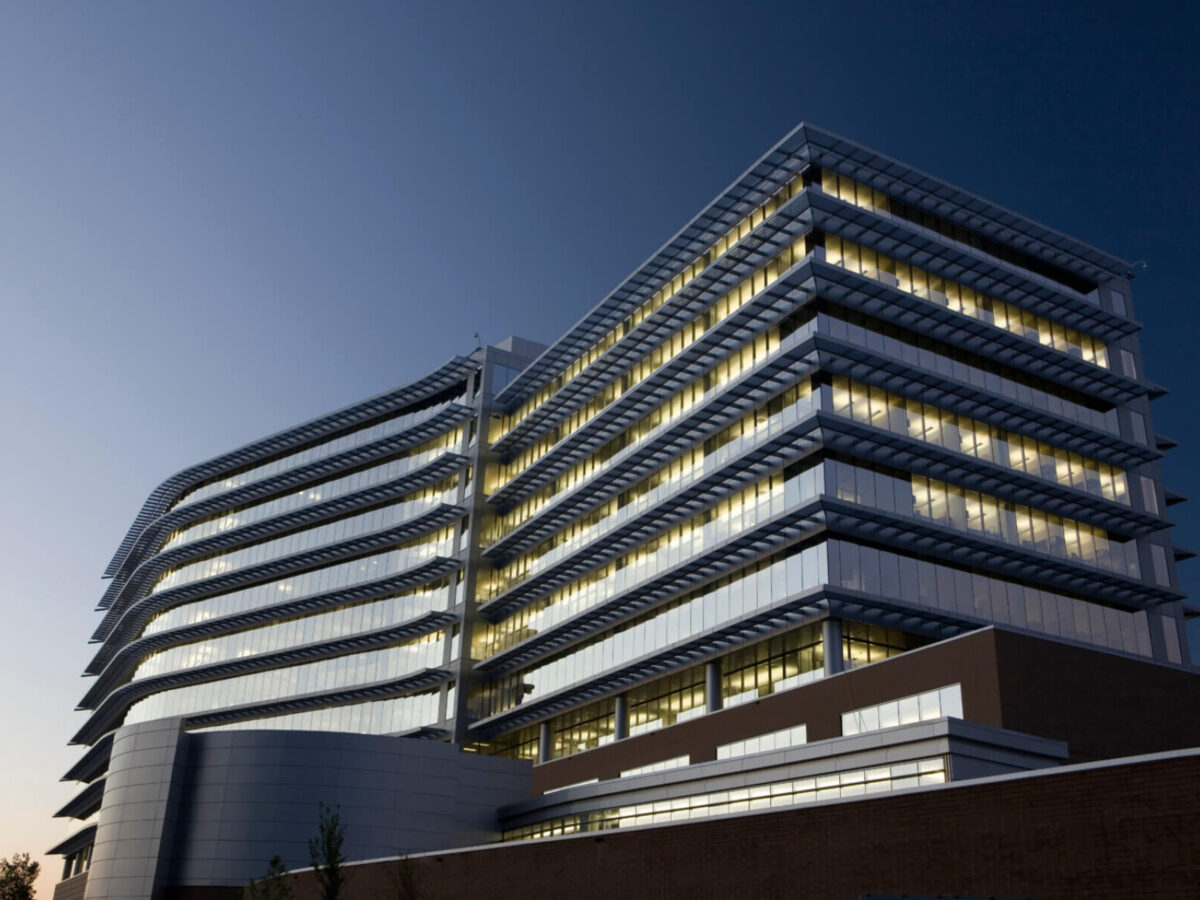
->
left=79, top=720, right=529, bottom=899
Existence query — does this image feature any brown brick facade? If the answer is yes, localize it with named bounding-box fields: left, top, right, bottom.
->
left=532, top=627, right=1200, bottom=792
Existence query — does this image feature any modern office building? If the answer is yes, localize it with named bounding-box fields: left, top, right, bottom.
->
left=51, top=124, right=1199, bottom=900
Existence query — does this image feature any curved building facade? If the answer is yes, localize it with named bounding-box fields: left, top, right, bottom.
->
left=52, top=346, right=545, bottom=893
left=52, top=124, right=1196, bottom=899
left=85, top=354, right=476, bottom=741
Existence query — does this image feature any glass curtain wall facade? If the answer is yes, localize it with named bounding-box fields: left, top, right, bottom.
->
left=463, top=125, right=1187, bottom=769
left=54, top=124, right=1191, bottom=876
left=53, top=354, right=504, bottom=877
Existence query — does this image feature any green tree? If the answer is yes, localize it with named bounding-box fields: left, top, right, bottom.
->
left=246, top=854, right=292, bottom=900
left=389, top=855, right=421, bottom=900
left=307, top=803, right=346, bottom=900
left=0, top=852, right=39, bottom=900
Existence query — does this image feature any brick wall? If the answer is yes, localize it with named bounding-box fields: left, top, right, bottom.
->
left=532, top=626, right=1200, bottom=792
left=238, top=752, right=1200, bottom=900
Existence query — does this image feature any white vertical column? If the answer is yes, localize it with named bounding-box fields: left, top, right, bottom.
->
left=705, top=660, right=722, bottom=713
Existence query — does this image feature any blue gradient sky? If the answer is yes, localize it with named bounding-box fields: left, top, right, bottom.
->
left=2, top=1, right=1197, bottom=888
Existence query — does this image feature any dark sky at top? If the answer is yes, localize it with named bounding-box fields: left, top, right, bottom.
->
left=1, top=0, right=1196, bottom=879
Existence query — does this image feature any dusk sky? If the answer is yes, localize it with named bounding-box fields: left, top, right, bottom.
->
left=1, top=1, right=1197, bottom=890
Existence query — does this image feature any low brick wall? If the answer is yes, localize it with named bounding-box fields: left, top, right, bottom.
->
left=226, top=751, right=1200, bottom=900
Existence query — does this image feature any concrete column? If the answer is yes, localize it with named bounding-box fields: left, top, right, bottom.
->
left=823, top=618, right=844, bottom=676
left=614, top=694, right=629, bottom=740
left=537, top=721, right=552, bottom=764
left=705, top=660, right=722, bottom=713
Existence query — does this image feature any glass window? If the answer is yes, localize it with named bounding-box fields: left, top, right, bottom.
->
left=475, top=538, right=829, bottom=715
left=620, top=756, right=689, bottom=777
left=1151, top=545, right=1171, bottom=588
left=552, top=699, right=616, bottom=758
left=125, top=633, right=447, bottom=727
left=825, top=459, right=1138, bottom=579
left=716, top=724, right=807, bottom=760
left=503, top=755, right=948, bottom=841
left=826, top=540, right=1154, bottom=658
left=1110, top=289, right=1127, bottom=317
left=819, top=313, right=1119, bottom=434
left=628, top=668, right=706, bottom=738
left=722, top=624, right=824, bottom=704
left=1140, top=475, right=1160, bottom=515
left=828, top=377, right=1129, bottom=504
left=1162, top=616, right=1183, bottom=665
left=1119, top=349, right=1137, bottom=379
left=187, top=689, right=443, bottom=736
left=822, top=235, right=1109, bottom=367
left=171, top=397, right=467, bottom=511
left=842, top=684, right=963, bottom=736
left=1130, top=411, right=1149, bottom=446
